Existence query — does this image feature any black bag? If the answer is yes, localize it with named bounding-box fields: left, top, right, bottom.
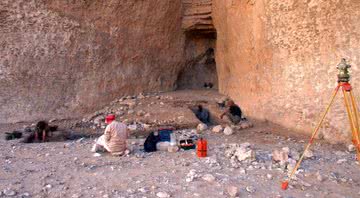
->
left=144, top=132, right=161, bottom=152
left=5, top=131, right=23, bottom=140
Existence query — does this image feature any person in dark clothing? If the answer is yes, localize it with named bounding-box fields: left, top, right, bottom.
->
left=195, top=105, right=210, bottom=124
left=144, top=131, right=161, bottom=152
left=220, top=100, right=243, bottom=124
left=23, top=121, right=58, bottom=143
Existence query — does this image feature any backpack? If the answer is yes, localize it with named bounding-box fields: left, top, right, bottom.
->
left=144, top=132, right=161, bottom=152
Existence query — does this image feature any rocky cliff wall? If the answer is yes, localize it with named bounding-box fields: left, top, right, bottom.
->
left=213, top=0, right=360, bottom=142
left=0, top=0, right=185, bottom=123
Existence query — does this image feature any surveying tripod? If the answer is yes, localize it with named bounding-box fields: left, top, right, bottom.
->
left=282, top=59, right=360, bottom=190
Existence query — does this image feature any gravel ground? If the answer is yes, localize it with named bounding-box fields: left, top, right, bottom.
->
left=1, top=90, right=359, bottom=198
left=1, top=123, right=359, bottom=198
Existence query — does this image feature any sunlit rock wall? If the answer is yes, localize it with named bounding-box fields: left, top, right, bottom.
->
left=213, top=0, right=360, bottom=143
left=0, top=0, right=185, bottom=123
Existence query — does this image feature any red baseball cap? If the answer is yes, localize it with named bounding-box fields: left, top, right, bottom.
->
left=105, top=114, right=115, bottom=123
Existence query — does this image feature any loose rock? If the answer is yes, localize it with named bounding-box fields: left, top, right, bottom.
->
left=186, top=169, right=198, bottom=182
left=272, top=147, right=289, bottom=165
left=348, top=144, right=355, bottom=152
left=197, top=123, right=208, bottom=132
left=156, top=192, right=170, bottom=198
left=304, top=149, right=314, bottom=159
left=225, top=143, right=256, bottom=162
left=236, top=148, right=255, bottom=161
left=223, top=126, right=233, bottom=136
left=246, top=186, right=256, bottom=193
left=267, top=174, right=273, bottom=180
left=226, top=186, right=238, bottom=197
left=3, top=189, right=17, bottom=196
left=202, top=174, right=216, bottom=182
left=337, top=159, right=347, bottom=164
left=316, top=171, right=324, bottom=182
left=212, top=125, right=223, bottom=133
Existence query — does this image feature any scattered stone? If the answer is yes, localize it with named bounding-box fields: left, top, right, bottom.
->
left=3, top=189, right=16, bottom=196
left=93, top=153, right=102, bottom=157
left=20, top=192, right=30, bottom=197
left=236, top=148, right=255, bottom=161
left=239, top=168, right=246, bottom=174
left=137, top=110, right=145, bottom=116
left=337, top=159, right=347, bottom=164
left=287, top=158, right=297, bottom=173
left=223, top=126, right=233, bottom=136
left=202, top=174, right=216, bottom=182
left=112, top=152, right=125, bottom=157
left=239, top=122, right=249, bottom=129
left=304, top=149, right=314, bottom=159
left=316, top=171, right=324, bottom=182
left=226, top=186, right=238, bottom=197
left=272, top=147, right=289, bottom=165
left=267, top=174, right=273, bottom=180
left=45, top=184, right=52, bottom=189
left=138, top=187, right=148, bottom=193
left=225, top=143, right=256, bottom=162
left=71, top=194, right=81, bottom=198
left=93, top=115, right=104, bottom=125
left=128, top=124, right=138, bottom=131
left=156, top=192, right=170, bottom=198
left=290, top=149, right=301, bottom=161
left=246, top=186, right=256, bottom=193
left=138, top=93, right=145, bottom=99
left=186, top=169, right=198, bottom=182
left=348, top=144, right=355, bottom=152
left=240, top=142, right=251, bottom=148
left=76, top=138, right=85, bottom=143
left=197, top=123, right=208, bottom=132
left=212, top=125, right=223, bottom=133
left=167, top=145, right=179, bottom=153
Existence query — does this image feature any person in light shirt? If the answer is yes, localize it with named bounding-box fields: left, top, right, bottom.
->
left=91, top=114, right=129, bottom=154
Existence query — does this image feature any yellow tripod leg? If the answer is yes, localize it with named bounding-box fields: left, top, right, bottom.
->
left=281, top=86, right=340, bottom=190
left=349, top=91, right=360, bottom=161
left=342, top=89, right=357, bottom=145
left=349, top=91, right=360, bottom=136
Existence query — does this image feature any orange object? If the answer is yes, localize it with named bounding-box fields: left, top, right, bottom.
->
left=197, top=138, right=207, bottom=158
left=281, top=181, right=289, bottom=190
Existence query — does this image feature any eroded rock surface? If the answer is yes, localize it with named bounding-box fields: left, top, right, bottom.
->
left=213, top=0, right=360, bottom=143
left=0, top=0, right=186, bottom=123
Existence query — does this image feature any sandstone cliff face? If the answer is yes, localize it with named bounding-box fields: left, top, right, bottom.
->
left=0, top=0, right=185, bottom=123
left=182, top=0, right=215, bottom=34
left=213, top=0, right=360, bottom=142
left=178, top=0, right=217, bottom=89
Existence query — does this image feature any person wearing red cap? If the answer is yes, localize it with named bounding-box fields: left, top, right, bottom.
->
left=91, top=114, right=129, bottom=155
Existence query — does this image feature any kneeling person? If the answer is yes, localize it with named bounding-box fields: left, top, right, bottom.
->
left=92, top=114, right=129, bottom=154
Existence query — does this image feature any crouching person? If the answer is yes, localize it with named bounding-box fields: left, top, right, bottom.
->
left=220, top=100, right=243, bottom=125
left=91, top=114, right=129, bottom=155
